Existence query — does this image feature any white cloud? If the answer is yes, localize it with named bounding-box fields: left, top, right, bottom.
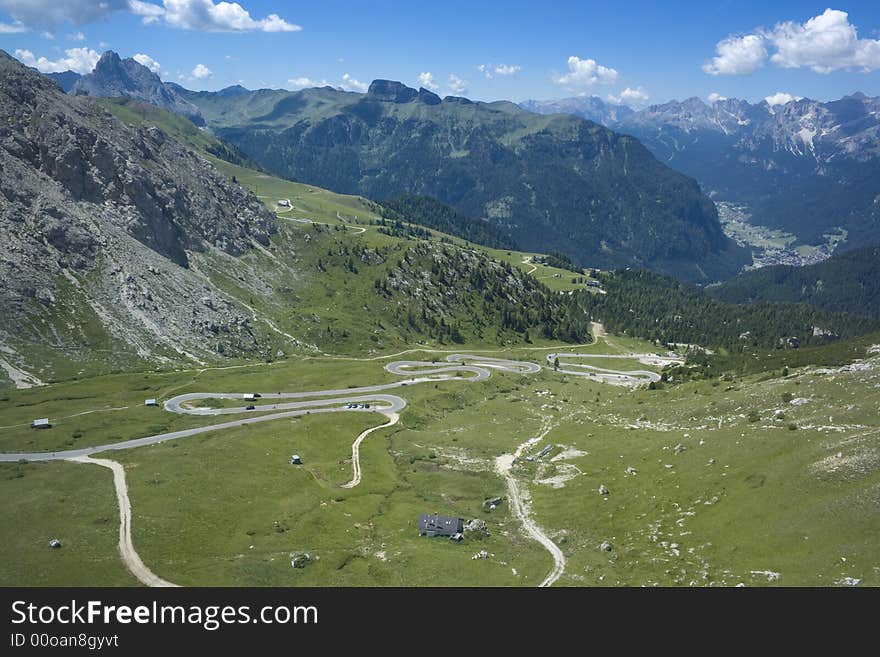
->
left=287, top=76, right=329, bottom=90
left=607, top=87, right=650, bottom=106
left=417, top=71, right=438, bottom=91
left=340, top=73, right=367, bottom=92
left=40, top=30, right=53, bottom=39
left=764, top=91, right=802, bottom=107
left=447, top=74, right=467, bottom=95
left=14, top=47, right=100, bottom=74
left=129, top=0, right=164, bottom=24
left=0, top=0, right=130, bottom=27
left=766, top=8, right=880, bottom=73
left=702, top=34, right=767, bottom=75
left=191, top=63, right=212, bottom=79
left=0, top=0, right=300, bottom=32
left=68, top=31, right=86, bottom=41
left=494, top=64, right=520, bottom=76
left=553, top=56, right=618, bottom=87
left=704, top=9, right=880, bottom=76
left=133, top=53, right=161, bottom=72
left=707, top=92, right=727, bottom=103
left=0, top=20, right=27, bottom=33
left=163, top=0, right=301, bottom=33
left=478, top=63, right=521, bottom=79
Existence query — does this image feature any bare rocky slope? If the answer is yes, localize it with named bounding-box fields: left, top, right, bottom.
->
left=0, top=50, right=278, bottom=380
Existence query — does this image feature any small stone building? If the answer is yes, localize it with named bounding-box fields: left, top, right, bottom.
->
left=418, top=513, right=463, bottom=538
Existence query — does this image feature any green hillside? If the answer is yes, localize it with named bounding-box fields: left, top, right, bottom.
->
left=576, top=268, right=879, bottom=352
left=178, top=80, right=750, bottom=282
left=710, top=246, right=880, bottom=319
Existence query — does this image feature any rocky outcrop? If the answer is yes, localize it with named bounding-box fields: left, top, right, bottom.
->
left=73, top=51, right=204, bottom=125
left=366, top=79, right=419, bottom=103
left=0, top=49, right=279, bottom=377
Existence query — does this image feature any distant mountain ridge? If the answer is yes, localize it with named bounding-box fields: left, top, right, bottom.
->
left=72, top=51, right=204, bottom=125
left=170, top=77, right=747, bottom=282
left=47, top=70, right=80, bottom=92
left=522, top=93, right=880, bottom=250
left=520, top=96, right=634, bottom=126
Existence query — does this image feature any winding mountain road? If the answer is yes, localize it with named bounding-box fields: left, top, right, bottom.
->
left=2, top=351, right=668, bottom=588
left=546, top=352, right=681, bottom=385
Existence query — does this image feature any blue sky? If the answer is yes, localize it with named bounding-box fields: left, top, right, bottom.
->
left=1, top=1, right=879, bottom=105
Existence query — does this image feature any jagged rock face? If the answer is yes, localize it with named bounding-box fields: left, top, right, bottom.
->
left=0, top=50, right=278, bottom=373
left=366, top=79, right=419, bottom=103
left=73, top=50, right=204, bottom=124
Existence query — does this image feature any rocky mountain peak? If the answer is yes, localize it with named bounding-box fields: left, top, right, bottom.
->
left=96, top=49, right=123, bottom=68
left=72, top=50, right=204, bottom=124
left=0, top=50, right=278, bottom=366
left=366, top=79, right=418, bottom=103
left=417, top=87, right=442, bottom=105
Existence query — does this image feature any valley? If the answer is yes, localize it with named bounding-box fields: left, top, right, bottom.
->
left=716, top=202, right=847, bottom=269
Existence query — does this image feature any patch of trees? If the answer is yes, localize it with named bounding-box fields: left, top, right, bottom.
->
left=576, top=268, right=878, bottom=353
left=710, top=246, right=880, bottom=320
left=375, top=243, right=591, bottom=344
left=537, top=251, right=583, bottom=274
left=379, top=194, right=516, bottom=250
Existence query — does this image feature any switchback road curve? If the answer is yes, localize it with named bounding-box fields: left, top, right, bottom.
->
left=0, top=351, right=667, bottom=587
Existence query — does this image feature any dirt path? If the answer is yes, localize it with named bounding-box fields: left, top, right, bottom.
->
left=495, top=417, right=565, bottom=587
left=340, top=412, right=399, bottom=488
left=68, top=455, right=178, bottom=588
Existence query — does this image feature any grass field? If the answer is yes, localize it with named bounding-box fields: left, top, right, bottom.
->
left=2, top=334, right=877, bottom=586
left=0, top=460, right=138, bottom=586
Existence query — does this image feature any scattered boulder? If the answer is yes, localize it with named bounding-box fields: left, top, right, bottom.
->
left=464, top=518, right=490, bottom=537
left=472, top=550, right=490, bottom=560
left=599, top=541, right=613, bottom=552
left=483, top=497, right=504, bottom=512
left=625, top=466, right=637, bottom=476
left=598, top=484, right=609, bottom=496
left=674, top=443, right=686, bottom=455
left=290, top=552, right=312, bottom=569
left=836, top=577, right=862, bottom=587
left=48, top=538, right=62, bottom=549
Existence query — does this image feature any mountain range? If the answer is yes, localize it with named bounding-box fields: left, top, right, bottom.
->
left=523, top=93, right=880, bottom=250
left=37, top=51, right=749, bottom=283
left=0, top=50, right=598, bottom=382
left=32, top=50, right=880, bottom=282
left=70, top=51, right=204, bottom=125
